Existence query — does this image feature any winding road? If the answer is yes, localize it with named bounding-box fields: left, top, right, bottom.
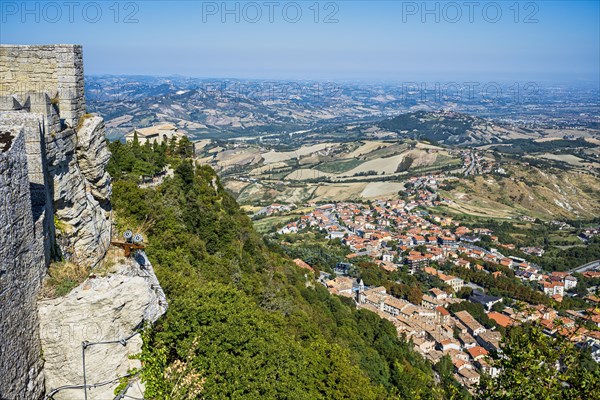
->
left=568, top=260, right=600, bottom=274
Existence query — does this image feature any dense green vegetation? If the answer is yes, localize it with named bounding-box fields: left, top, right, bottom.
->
left=269, top=232, right=351, bottom=273
left=396, top=155, right=415, bottom=173
left=478, top=324, right=599, bottom=399
left=536, top=237, right=600, bottom=272
left=108, top=140, right=468, bottom=399
left=489, top=138, right=595, bottom=155
left=107, top=133, right=193, bottom=179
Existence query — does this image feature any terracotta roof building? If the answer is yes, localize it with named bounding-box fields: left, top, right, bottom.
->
left=487, top=312, right=514, bottom=328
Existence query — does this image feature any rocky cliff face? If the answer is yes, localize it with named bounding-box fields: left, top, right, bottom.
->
left=0, top=107, right=115, bottom=399
left=39, top=253, right=167, bottom=400
left=76, top=116, right=112, bottom=203
left=47, top=115, right=112, bottom=267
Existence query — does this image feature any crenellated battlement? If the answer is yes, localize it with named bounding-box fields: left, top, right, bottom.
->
left=0, top=44, right=85, bottom=128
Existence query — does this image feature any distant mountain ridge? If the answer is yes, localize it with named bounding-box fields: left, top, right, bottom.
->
left=86, top=75, right=600, bottom=141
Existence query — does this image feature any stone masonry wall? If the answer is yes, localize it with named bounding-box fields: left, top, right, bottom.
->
left=0, top=128, right=46, bottom=400
left=1, top=111, right=57, bottom=264
left=0, top=45, right=85, bottom=128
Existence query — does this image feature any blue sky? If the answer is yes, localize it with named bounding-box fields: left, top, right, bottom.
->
left=1, top=1, right=599, bottom=82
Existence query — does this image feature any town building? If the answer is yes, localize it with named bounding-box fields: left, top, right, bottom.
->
left=454, top=311, right=486, bottom=337
left=125, top=123, right=183, bottom=144
left=469, top=291, right=502, bottom=311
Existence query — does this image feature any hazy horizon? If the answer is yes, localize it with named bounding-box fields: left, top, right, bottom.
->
left=83, top=73, right=600, bottom=86
left=2, top=1, right=599, bottom=84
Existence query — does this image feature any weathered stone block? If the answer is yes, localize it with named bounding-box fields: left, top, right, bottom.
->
left=0, top=45, right=84, bottom=128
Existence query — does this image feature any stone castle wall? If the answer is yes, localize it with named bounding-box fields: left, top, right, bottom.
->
left=0, top=128, right=46, bottom=400
left=0, top=45, right=85, bottom=128
left=2, top=110, right=57, bottom=265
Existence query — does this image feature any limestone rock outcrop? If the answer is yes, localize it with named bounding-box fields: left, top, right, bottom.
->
left=76, top=116, right=112, bottom=203
left=46, top=117, right=112, bottom=267
left=38, top=253, right=167, bottom=400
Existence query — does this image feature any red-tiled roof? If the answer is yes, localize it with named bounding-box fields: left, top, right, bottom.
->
left=467, top=346, right=488, bottom=359
left=436, top=306, right=450, bottom=316
left=487, top=312, right=513, bottom=328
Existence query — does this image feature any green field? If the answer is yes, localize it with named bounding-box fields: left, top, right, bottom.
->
left=253, top=214, right=299, bottom=233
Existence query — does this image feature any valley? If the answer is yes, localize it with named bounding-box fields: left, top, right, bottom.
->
left=189, top=121, right=599, bottom=221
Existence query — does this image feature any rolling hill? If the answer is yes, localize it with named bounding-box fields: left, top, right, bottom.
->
left=440, top=164, right=600, bottom=220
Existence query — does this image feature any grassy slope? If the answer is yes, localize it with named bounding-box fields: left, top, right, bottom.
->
left=443, top=165, right=600, bottom=220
